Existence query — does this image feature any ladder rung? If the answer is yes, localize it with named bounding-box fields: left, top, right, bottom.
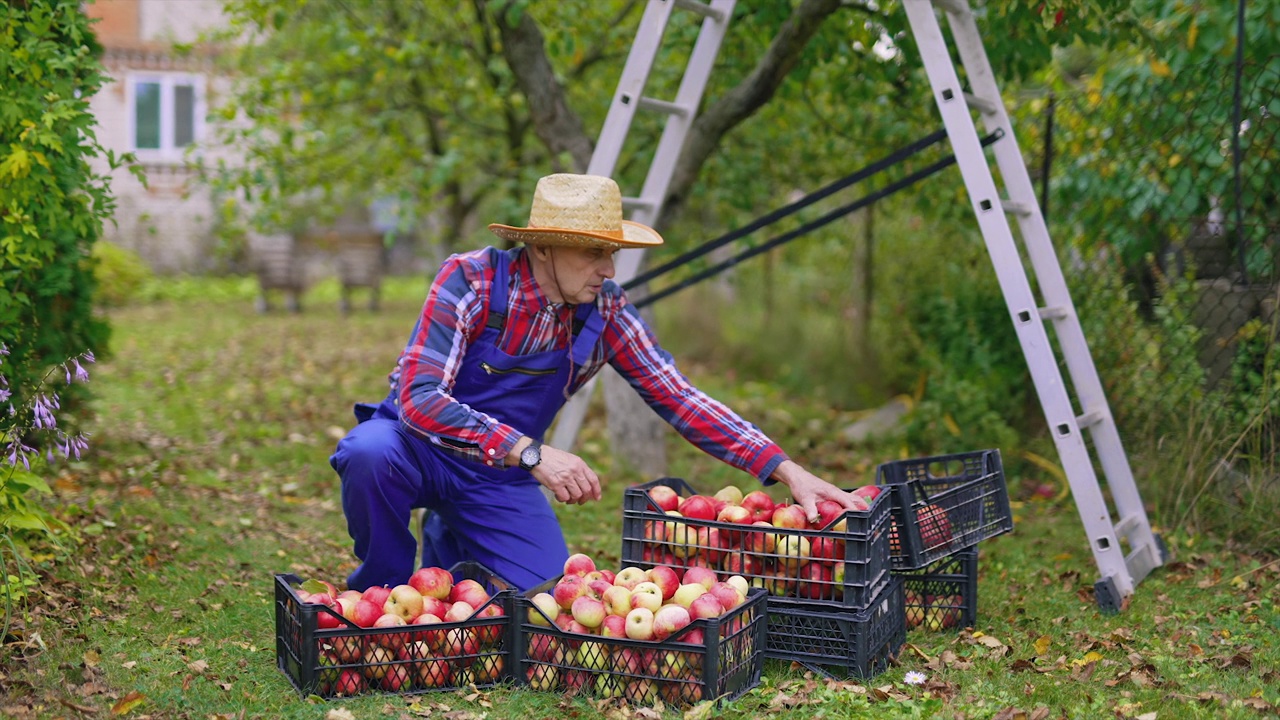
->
left=674, top=0, right=727, bottom=22
left=1076, top=410, right=1104, bottom=429
left=636, top=96, right=691, bottom=117
left=963, top=92, right=999, bottom=115
left=1001, top=199, right=1032, bottom=216
left=930, top=0, right=969, bottom=14
left=622, top=196, right=657, bottom=212
left=1037, top=305, right=1068, bottom=320
left=1114, top=512, right=1142, bottom=538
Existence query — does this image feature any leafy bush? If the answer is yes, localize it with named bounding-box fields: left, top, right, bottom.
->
left=91, top=242, right=153, bottom=307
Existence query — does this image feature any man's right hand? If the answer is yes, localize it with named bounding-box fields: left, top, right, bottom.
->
left=531, top=444, right=601, bottom=505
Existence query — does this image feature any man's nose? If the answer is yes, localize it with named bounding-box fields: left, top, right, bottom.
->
left=599, top=254, right=616, bottom=278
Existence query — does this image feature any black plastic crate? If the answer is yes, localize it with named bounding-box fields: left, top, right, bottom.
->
left=900, top=547, right=978, bottom=632
left=275, top=561, right=516, bottom=698
left=764, top=575, right=905, bottom=679
left=877, top=450, right=1012, bottom=570
left=621, top=477, right=893, bottom=609
left=514, top=580, right=767, bottom=707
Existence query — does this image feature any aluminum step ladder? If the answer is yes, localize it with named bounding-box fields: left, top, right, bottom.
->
left=550, top=0, right=737, bottom=451
left=902, top=0, right=1167, bottom=611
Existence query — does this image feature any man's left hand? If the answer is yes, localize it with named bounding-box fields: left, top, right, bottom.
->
left=770, top=460, right=864, bottom=525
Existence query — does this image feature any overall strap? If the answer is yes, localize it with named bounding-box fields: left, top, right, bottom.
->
left=484, top=248, right=512, bottom=333
left=570, top=301, right=604, bottom=367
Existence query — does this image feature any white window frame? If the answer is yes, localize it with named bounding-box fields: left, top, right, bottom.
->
left=126, top=72, right=205, bottom=163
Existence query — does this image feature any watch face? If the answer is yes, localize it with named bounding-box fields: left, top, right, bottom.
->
left=521, top=445, right=540, bottom=468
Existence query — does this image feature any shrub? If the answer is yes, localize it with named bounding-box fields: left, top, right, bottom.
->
left=91, top=242, right=153, bottom=307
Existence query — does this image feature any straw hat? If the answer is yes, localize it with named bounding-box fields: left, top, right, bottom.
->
left=488, top=174, right=664, bottom=249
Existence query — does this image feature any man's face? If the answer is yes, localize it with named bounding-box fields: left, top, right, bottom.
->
left=535, top=245, right=618, bottom=305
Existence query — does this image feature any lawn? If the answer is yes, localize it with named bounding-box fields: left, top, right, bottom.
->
left=2, top=279, right=1277, bottom=719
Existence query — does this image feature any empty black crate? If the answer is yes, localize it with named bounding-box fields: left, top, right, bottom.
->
left=877, top=450, right=1012, bottom=570
left=900, top=547, right=978, bottom=632
left=765, top=575, right=905, bottom=679
left=275, top=561, right=516, bottom=698
left=622, top=477, right=893, bottom=609
left=514, top=581, right=766, bottom=706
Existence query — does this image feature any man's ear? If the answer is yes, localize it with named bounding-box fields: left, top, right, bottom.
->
left=529, top=245, right=550, bottom=262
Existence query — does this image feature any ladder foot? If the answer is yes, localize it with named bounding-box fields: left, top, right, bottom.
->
left=1154, top=533, right=1171, bottom=565
left=1094, top=577, right=1125, bottom=614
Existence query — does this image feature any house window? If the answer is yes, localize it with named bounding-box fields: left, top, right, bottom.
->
left=130, top=74, right=203, bottom=161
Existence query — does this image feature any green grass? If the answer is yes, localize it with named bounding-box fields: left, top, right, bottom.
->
left=2, top=283, right=1278, bottom=719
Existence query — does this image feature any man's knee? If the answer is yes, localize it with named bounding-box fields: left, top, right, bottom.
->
left=331, top=423, right=398, bottom=478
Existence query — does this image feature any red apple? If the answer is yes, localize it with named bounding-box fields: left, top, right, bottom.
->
left=798, top=561, right=834, bottom=600
left=586, top=578, right=613, bottom=600
left=652, top=604, right=691, bottom=641
left=525, top=663, right=558, bottom=691
left=853, top=485, right=883, bottom=502
left=449, top=578, right=490, bottom=609
left=810, top=536, right=841, bottom=562
left=602, top=585, right=633, bottom=617
left=740, top=491, right=776, bottom=522
left=408, top=566, right=454, bottom=600
left=696, top=526, right=729, bottom=565
left=380, top=660, right=412, bottom=691
left=475, top=603, right=504, bottom=646
left=682, top=565, right=717, bottom=591
left=527, top=632, right=562, bottom=663
left=334, top=668, right=367, bottom=696
left=372, top=613, right=408, bottom=652
left=471, top=653, right=504, bottom=683
left=812, top=499, right=849, bottom=531
left=613, top=566, right=648, bottom=590
left=770, top=504, right=808, bottom=530
left=600, top=613, right=627, bottom=638
left=553, top=574, right=589, bottom=610
left=443, top=600, right=475, bottom=623
left=351, top=599, right=383, bottom=628
left=918, top=503, right=953, bottom=550
left=647, top=485, right=680, bottom=512
left=570, top=595, right=607, bottom=629
left=360, top=585, right=392, bottom=610
left=646, top=566, right=681, bottom=600
left=708, top=581, right=744, bottom=611
left=362, top=644, right=394, bottom=681
left=563, top=552, right=597, bottom=577
left=418, top=657, right=453, bottom=688
left=679, top=495, right=717, bottom=521
left=688, top=593, right=724, bottom=621
left=410, top=613, right=447, bottom=651
left=742, top=522, right=778, bottom=555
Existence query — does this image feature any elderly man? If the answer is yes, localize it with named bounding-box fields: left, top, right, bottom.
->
left=332, top=173, right=865, bottom=591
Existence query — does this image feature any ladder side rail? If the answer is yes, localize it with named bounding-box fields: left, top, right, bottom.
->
left=902, top=0, right=1135, bottom=597
left=587, top=0, right=680, bottom=179
left=941, top=6, right=1163, bottom=581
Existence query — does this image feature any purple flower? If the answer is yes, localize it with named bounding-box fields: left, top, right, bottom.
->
left=73, top=358, right=90, bottom=383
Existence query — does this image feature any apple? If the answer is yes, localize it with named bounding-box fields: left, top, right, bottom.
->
left=679, top=495, right=717, bottom=521
left=688, top=593, right=724, bottom=621
left=327, top=634, right=364, bottom=664
left=380, top=660, right=412, bottom=692
left=631, top=677, right=659, bottom=704
left=665, top=514, right=698, bottom=559
left=586, top=578, right=613, bottom=600
left=526, top=663, right=559, bottom=691
left=798, top=561, right=834, bottom=600
left=720, top=553, right=764, bottom=578
left=905, top=589, right=925, bottom=629
left=337, top=589, right=362, bottom=604
left=575, top=640, right=609, bottom=671
left=594, top=672, right=625, bottom=699
left=609, top=646, right=645, bottom=675
left=740, top=490, right=776, bottom=522
left=570, top=595, right=607, bottom=629
left=646, top=566, right=681, bottom=600
left=420, top=596, right=449, bottom=620
left=445, top=626, right=480, bottom=660
left=613, top=566, right=648, bottom=590
left=600, top=613, right=627, bottom=638
left=527, top=632, right=562, bottom=663
left=334, top=668, right=367, bottom=696
left=474, top=603, right=505, bottom=646
left=918, top=503, right=953, bottom=550
left=725, top=574, right=750, bottom=598
left=599, top=569, right=616, bottom=585
left=714, top=485, right=744, bottom=506
left=682, top=565, right=717, bottom=591
left=660, top=676, right=702, bottom=705
left=527, top=592, right=559, bottom=626
left=563, top=552, right=597, bottom=577
left=553, top=574, right=589, bottom=610
left=812, top=499, right=849, bottom=532
left=449, top=578, right=490, bottom=609
left=776, top=535, right=811, bottom=570
left=315, top=651, right=340, bottom=694
left=408, top=566, right=454, bottom=600
left=770, top=504, right=808, bottom=530
left=853, top=485, right=883, bottom=502
left=677, top=627, right=705, bottom=647
left=372, top=613, right=408, bottom=651
left=625, top=607, right=655, bottom=640
left=362, top=644, right=394, bottom=681
left=351, top=599, right=383, bottom=628
left=602, top=585, right=633, bottom=617
left=444, top=600, right=475, bottom=623
left=672, top=583, right=706, bottom=609
left=653, top=604, right=691, bottom=641
left=383, top=584, right=424, bottom=622
left=564, top=618, right=592, bottom=635
left=630, top=582, right=663, bottom=613
left=695, top=526, right=729, bottom=565
left=810, top=536, right=841, bottom=562
left=708, top=581, right=744, bottom=611
left=743, top=522, right=778, bottom=554
left=315, top=600, right=346, bottom=630
left=409, top=613, right=447, bottom=651
left=715, top=504, right=753, bottom=532
left=647, top=485, right=680, bottom=512
left=360, top=585, right=393, bottom=610
left=418, top=658, right=453, bottom=688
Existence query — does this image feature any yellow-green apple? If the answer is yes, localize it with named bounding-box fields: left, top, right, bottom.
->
left=384, top=584, right=424, bottom=622
left=443, top=600, right=475, bottom=623
left=527, top=632, right=561, bottom=663
left=570, top=595, right=607, bottom=629
left=602, top=585, right=632, bottom=617
left=904, top=589, right=924, bottom=629
left=740, top=491, right=776, bottom=522
left=474, top=603, right=504, bottom=646
left=679, top=495, right=717, bottom=521
left=653, top=604, right=691, bottom=640
left=646, top=566, right=681, bottom=600
left=666, top=515, right=697, bottom=559
left=776, top=535, right=811, bottom=570
left=471, top=654, right=504, bottom=683
left=527, top=592, right=559, bottom=626
left=625, top=607, right=655, bottom=640
left=770, top=504, right=808, bottom=530
left=575, top=640, right=609, bottom=671
left=362, top=644, right=394, bottom=681
left=553, top=575, right=589, bottom=610
left=647, top=485, right=680, bottom=512
left=563, top=552, right=596, bottom=577
left=798, top=561, right=834, bottom=600
left=714, top=485, right=744, bottom=506
left=725, top=574, right=750, bottom=598
left=526, top=663, right=558, bottom=691
left=683, top=566, right=718, bottom=591
left=594, top=672, right=625, bottom=699
left=688, top=592, right=724, bottom=621
left=315, top=650, right=340, bottom=694
left=600, top=613, right=627, bottom=638
left=672, top=583, right=706, bottom=609
left=408, top=566, right=454, bottom=600
left=630, top=582, right=663, bottom=613
left=613, top=566, right=648, bottom=590
left=449, top=579, right=490, bottom=609
left=361, top=585, right=393, bottom=610
left=335, top=668, right=367, bottom=696
left=418, top=658, right=453, bottom=688
left=708, top=581, right=744, bottom=611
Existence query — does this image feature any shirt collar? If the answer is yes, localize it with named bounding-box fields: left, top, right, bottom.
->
left=511, top=247, right=562, bottom=314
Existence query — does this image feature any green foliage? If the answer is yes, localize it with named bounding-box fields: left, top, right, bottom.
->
left=90, top=241, right=153, bottom=308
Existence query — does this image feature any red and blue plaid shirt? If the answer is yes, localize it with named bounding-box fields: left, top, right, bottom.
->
left=390, top=246, right=787, bottom=481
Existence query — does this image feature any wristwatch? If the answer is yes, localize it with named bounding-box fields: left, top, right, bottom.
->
left=518, top=440, right=543, bottom=471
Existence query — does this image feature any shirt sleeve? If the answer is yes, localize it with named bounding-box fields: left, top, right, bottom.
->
left=394, top=251, right=523, bottom=466
left=600, top=290, right=789, bottom=483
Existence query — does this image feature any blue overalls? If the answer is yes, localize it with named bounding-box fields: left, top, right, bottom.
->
left=330, top=250, right=604, bottom=592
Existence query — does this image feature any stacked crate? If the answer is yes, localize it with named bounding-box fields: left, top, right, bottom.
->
left=620, top=478, right=904, bottom=679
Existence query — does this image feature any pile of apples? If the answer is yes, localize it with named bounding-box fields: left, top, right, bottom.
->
left=292, top=567, right=505, bottom=696
left=638, top=483, right=890, bottom=601
left=522, top=553, right=756, bottom=705
left=904, top=588, right=964, bottom=631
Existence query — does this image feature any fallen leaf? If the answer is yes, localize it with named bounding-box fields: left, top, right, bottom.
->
left=683, top=700, right=715, bottom=720
left=1033, top=635, right=1051, bottom=656
left=83, top=650, right=101, bottom=668
left=188, top=659, right=209, bottom=674
left=110, top=691, right=146, bottom=716
left=325, top=710, right=357, bottom=720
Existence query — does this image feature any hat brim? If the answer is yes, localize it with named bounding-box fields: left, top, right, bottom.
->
left=487, top=220, right=663, bottom=249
